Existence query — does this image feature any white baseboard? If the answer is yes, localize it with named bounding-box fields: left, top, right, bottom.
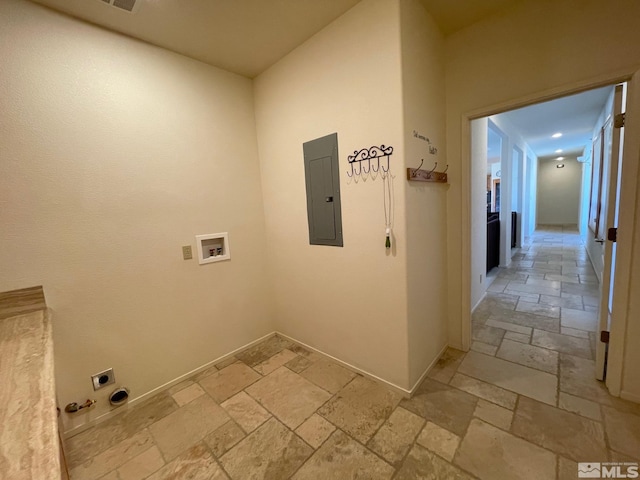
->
left=274, top=332, right=412, bottom=398
left=64, top=331, right=456, bottom=437
left=63, top=331, right=277, bottom=438
left=471, top=292, right=486, bottom=313
left=277, top=334, right=452, bottom=398
left=407, top=343, right=449, bottom=396
left=620, top=390, right=640, bottom=404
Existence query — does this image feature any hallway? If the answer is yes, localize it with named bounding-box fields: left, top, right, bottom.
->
left=466, top=225, right=640, bottom=475
left=63, top=229, right=639, bottom=480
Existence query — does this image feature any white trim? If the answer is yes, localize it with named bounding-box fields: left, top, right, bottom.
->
left=63, top=331, right=277, bottom=438
left=584, top=241, right=602, bottom=284
left=460, top=115, right=472, bottom=352
left=463, top=67, right=637, bottom=121
left=595, top=85, right=625, bottom=382
left=277, top=333, right=450, bottom=397
left=607, top=71, right=640, bottom=397
left=64, top=331, right=459, bottom=438
left=408, top=343, right=449, bottom=395
left=274, top=332, right=411, bottom=398
left=472, top=291, right=487, bottom=314
left=620, top=390, right=640, bottom=404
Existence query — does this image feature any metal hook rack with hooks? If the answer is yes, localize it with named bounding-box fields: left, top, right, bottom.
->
left=407, top=159, right=448, bottom=184
left=347, top=144, right=394, bottom=181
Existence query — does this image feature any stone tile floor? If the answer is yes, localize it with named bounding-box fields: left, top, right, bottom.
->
left=64, top=227, right=640, bottom=479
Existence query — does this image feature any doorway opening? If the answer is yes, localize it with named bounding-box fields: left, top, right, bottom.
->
left=469, top=82, right=627, bottom=393
left=485, top=122, right=503, bottom=286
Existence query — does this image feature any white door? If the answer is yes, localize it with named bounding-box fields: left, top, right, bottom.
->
left=595, top=84, right=625, bottom=381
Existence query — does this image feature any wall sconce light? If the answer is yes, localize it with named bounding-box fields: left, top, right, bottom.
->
left=557, top=164, right=565, bottom=169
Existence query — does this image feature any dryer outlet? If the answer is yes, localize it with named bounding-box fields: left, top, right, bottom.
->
left=91, top=368, right=115, bottom=391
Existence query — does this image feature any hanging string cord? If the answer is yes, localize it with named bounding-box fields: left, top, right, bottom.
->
left=389, top=174, right=394, bottom=227
left=383, top=175, right=392, bottom=228
left=383, top=173, right=393, bottom=248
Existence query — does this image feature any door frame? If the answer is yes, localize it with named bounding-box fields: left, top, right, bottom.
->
left=487, top=119, right=512, bottom=267
left=511, top=145, right=525, bottom=248
left=461, top=69, right=640, bottom=397
left=596, top=85, right=624, bottom=381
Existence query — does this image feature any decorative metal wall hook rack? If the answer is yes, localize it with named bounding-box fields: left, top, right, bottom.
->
left=347, top=144, right=393, bottom=181
left=407, top=159, right=448, bottom=184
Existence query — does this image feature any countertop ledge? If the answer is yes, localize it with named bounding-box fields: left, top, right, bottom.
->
left=0, top=308, right=61, bottom=480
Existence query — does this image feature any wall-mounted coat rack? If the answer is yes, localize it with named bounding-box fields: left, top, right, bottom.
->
left=347, top=144, right=393, bottom=182
left=407, top=159, right=448, bottom=184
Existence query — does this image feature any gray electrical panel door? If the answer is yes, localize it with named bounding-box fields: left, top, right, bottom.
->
left=303, top=133, right=343, bottom=246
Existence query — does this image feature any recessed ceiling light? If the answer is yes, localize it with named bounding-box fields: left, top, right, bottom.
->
left=555, top=149, right=563, bottom=153
left=552, top=132, right=563, bottom=138
left=555, top=156, right=565, bottom=161
left=557, top=164, right=565, bottom=168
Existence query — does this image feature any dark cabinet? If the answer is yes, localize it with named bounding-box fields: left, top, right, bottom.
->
left=487, top=212, right=500, bottom=272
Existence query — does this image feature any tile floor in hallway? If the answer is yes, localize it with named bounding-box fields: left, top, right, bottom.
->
left=64, top=227, right=640, bottom=480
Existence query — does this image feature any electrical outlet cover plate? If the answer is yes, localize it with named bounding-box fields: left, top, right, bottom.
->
left=92, top=368, right=115, bottom=390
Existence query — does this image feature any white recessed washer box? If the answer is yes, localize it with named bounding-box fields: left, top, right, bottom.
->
left=196, top=232, right=230, bottom=265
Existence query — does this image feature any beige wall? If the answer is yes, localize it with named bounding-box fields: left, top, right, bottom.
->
left=445, top=0, right=640, bottom=396
left=0, top=0, right=274, bottom=431
left=254, top=0, right=412, bottom=389
left=253, top=0, right=449, bottom=391
left=5, top=0, right=640, bottom=429
left=536, top=158, right=582, bottom=225
left=399, top=0, right=448, bottom=387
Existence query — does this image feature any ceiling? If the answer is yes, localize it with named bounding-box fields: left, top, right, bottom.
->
left=29, top=0, right=523, bottom=78
left=26, top=0, right=612, bottom=160
left=417, top=0, right=524, bottom=36
left=493, top=86, right=614, bottom=161
left=29, top=0, right=361, bottom=78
